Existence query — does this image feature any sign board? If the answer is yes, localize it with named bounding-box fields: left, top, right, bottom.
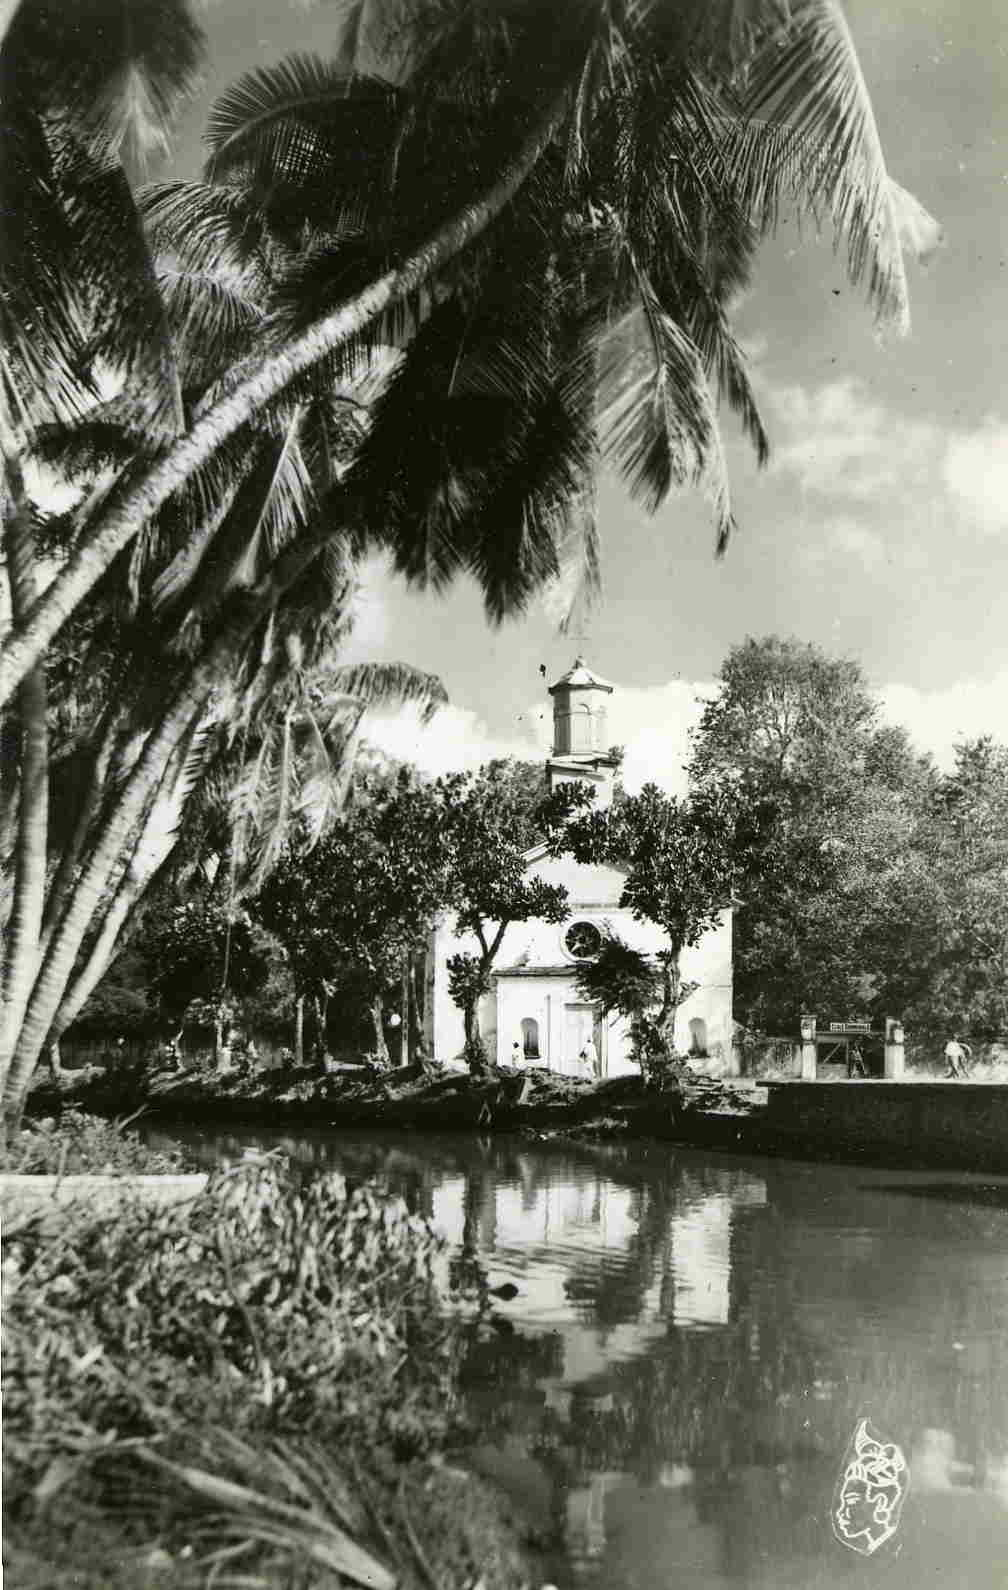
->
left=827, top=1021, right=873, bottom=1035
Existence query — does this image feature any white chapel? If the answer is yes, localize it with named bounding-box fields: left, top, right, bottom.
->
left=425, top=658, right=735, bottom=1076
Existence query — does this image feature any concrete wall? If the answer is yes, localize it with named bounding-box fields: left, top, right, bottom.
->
left=763, top=1082, right=1008, bottom=1170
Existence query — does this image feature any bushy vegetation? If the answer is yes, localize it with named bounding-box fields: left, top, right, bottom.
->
left=3, top=1158, right=533, bottom=1588
left=2, top=1108, right=194, bottom=1176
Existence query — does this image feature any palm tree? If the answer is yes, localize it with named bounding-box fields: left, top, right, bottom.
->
left=0, top=0, right=942, bottom=1124
left=0, top=0, right=941, bottom=706
left=0, top=0, right=202, bottom=1114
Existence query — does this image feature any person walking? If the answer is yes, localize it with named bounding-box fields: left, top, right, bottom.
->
left=944, top=1033, right=973, bottom=1079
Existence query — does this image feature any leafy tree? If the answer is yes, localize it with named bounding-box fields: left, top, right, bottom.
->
left=690, top=636, right=935, bottom=1032
left=873, top=739, right=1008, bottom=1041
left=439, top=772, right=591, bottom=1072
left=561, top=783, right=732, bottom=1057
left=134, top=897, right=272, bottom=1030
left=253, top=768, right=456, bottom=1066
left=573, top=931, right=695, bottom=1070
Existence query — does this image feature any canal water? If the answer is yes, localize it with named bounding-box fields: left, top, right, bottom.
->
left=153, top=1126, right=1008, bottom=1588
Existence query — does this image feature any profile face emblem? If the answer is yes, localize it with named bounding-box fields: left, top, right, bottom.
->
left=832, top=1417, right=909, bottom=1555
left=564, top=920, right=602, bottom=960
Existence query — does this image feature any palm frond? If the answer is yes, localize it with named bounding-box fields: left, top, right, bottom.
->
left=2, top=0, right=204, bottom=168
left=0, top=103, right=93, bottom=423
left=156, top=263, right=265, bottom=389
left=541, top=484, right=603, bottom=637
left=204, top=57, right=397, bottom=182
left=70, top=148, right=184, bottom=435
left=135, top=1437, right=395, bottom=1590
left=166, top=413, right=314, bottom=625
left=737, top=0, right=941, bottom=333
left=139, top=178, right=274, bottom=285
left=327, top=662, right=448, bottom=721
left=601, top=285, right=734, bottom=551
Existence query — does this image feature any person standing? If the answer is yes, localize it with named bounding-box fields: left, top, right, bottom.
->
left=582, top=1033, right=600, bottom=1080
left=944, top=1034, right=972, bottom=1079
left=847, top=1041, right=867, bottom=1079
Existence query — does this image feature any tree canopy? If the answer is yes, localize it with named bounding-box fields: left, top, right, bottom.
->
left=561, top=782, right=733, bottom=1057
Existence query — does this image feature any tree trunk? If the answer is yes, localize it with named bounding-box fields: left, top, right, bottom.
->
left=1, top=631, right=228, bottom=1116
left=0, top=98, right=571, bottom=712
left=369, top=997, right=389, bottom=1068
left=38, top=709, right=119, bottom=958
left=657, top=953, right=682, bottom=1056
left=399, top=957, right=409, bottom=1067
left=46, top=763, right=188, bottom=1046
left=294, top=996, right=305, bottom=1067
left=0, top=528, right=316, bottom=1118
left=0, top=401, right=49, bottom=1093
left=408, top=954, right=428, bottom=1062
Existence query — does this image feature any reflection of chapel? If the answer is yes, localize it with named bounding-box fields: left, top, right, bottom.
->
left=426, top=659, right=734, bottom=1076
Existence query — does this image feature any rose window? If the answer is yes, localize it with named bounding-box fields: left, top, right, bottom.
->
left=564, top=920, right=602, bottom=960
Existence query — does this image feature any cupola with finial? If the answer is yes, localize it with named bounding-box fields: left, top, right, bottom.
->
left=546, top=656, right=621, bottom=808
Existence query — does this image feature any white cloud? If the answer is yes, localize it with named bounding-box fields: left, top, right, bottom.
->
left=800, top=515, right=891, bottom=574
left=361, top=676, right=717, bottom=795
left=607, top=678, right=715, bottom=796
left=765, top=376, right=1008, bottom=557
left=942, top=422, right=1008, bottom=534
left=361, top=701, right=540, bottom=777
left=879, top=673, right=1008, bottom=767
left=768, top=377, right=938, bottom=502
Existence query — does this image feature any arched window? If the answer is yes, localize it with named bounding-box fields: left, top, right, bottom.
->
left=521, top=1017, right=540, bottom=1060
left=689, top=1017, right=708, bottom=1056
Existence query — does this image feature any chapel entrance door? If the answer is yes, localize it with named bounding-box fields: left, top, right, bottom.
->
left=564, top=1003, right=602, bottom=1076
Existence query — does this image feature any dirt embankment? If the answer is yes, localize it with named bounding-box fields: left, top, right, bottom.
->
left=28, top=1059, right=767, bottom=1147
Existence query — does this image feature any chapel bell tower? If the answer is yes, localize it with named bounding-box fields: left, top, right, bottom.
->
left=546, top=656, right=621, bottom=809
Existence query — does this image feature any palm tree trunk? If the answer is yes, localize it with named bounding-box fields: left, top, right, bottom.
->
left=0, top=401, right=49, bottom=1096
left=38, top=708, right=120, bottom=957
left=1, top=525, right=339, bottom=1117
left=2, top=636, right=227, bottom=1116
left=46, top=745, right=193, bottom=1046
left=0, top=97, right=571, bottom=712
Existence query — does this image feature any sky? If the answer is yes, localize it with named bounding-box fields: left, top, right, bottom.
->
left=171, top=0, right=1008, bottom=791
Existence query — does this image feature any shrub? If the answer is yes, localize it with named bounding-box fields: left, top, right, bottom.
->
left=3, top=1161, right=460, bottom=1498
left=2, top=1158, right=543, bottom=1587
left=3, top=1109, right=195, bottom=1176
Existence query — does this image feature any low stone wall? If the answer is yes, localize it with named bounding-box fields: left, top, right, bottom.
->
left=762, top=1082, right=1008, bottom=1170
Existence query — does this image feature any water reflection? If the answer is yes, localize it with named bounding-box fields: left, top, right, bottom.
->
left=153, top=1127, right=1008, bottom=1588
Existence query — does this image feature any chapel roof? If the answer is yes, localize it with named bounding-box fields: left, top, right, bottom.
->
left=547, top=655, right=614, bottom=695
